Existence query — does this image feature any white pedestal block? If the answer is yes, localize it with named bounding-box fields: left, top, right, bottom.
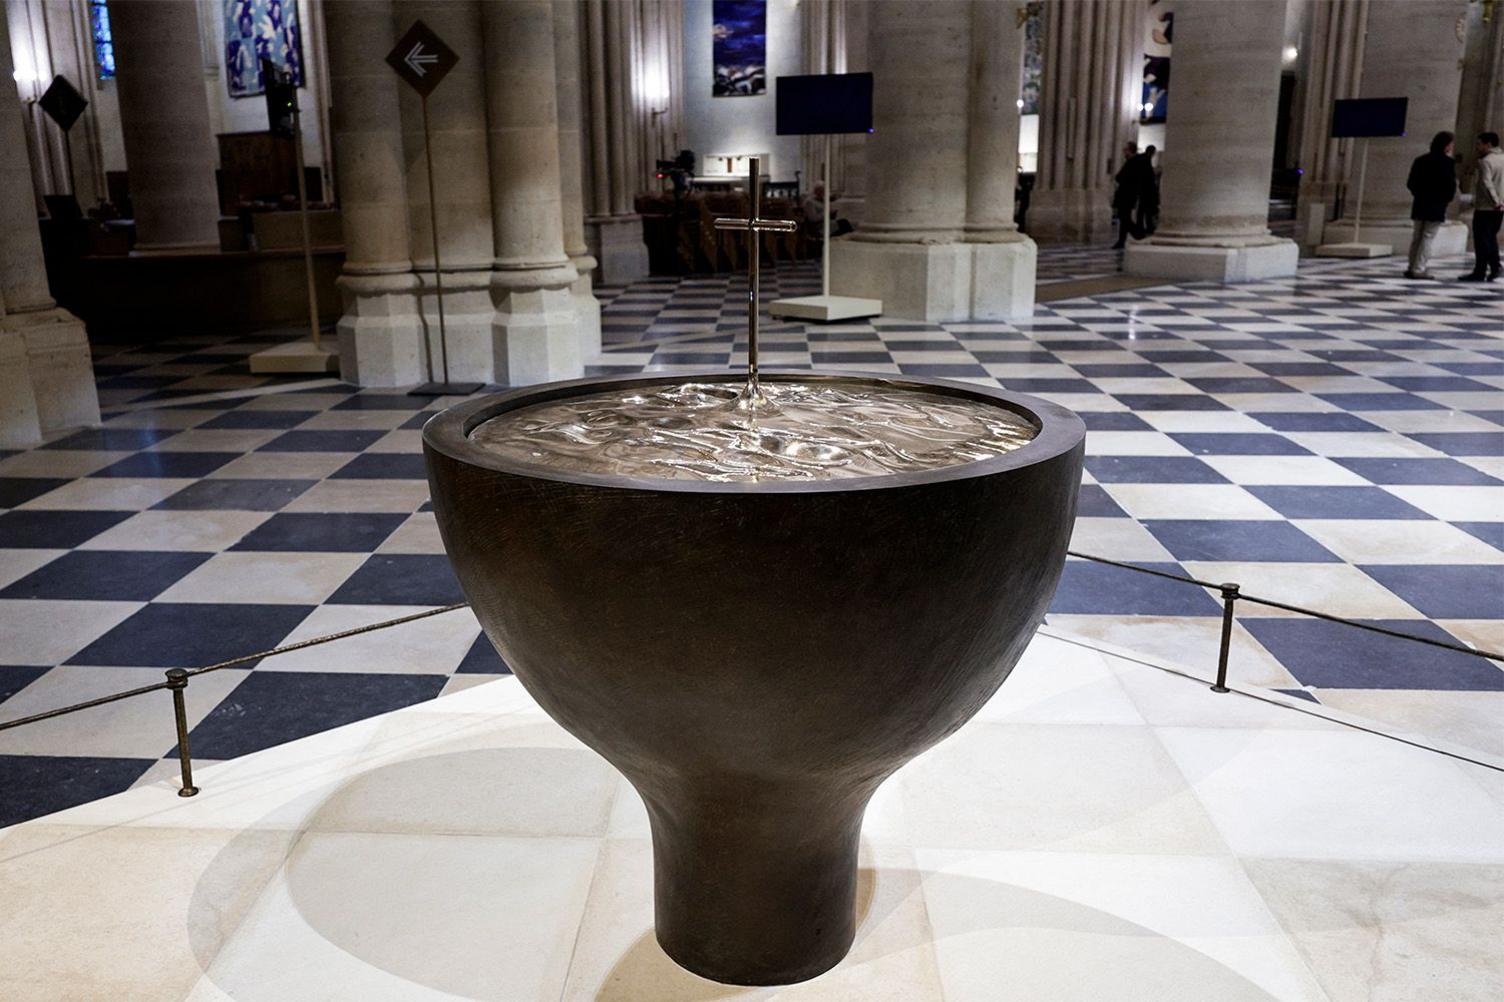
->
left=1124, top=239, right=1299, bottom=283
left=586, top=216, right=649, bottom=287
left=421, top=272, right=498, bottom=386
left=767, top=294, right=883, bottom=323
left=3, top=308, right=100, bottom=440
left=0, top=330, right=42, bottom=448
left=969, top=239, right=1037, bottom=321
left=490, top=284, right=584, bottom=387
left=570, top=271, right=603, bottom=359
left=335, top=274, right=425, bottom=387
left=249, top=341, right=341, bottom=374
left=1321, top=219, right=1468, bottom=259
left=1314, top=242, right=1393, bottom=259
left=830, top=239, right=1037, bottom=323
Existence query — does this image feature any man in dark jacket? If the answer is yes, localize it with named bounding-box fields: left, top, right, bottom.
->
left=1112, top=143, right=1154, bottom=249
left=1405, top=131, right=1457, bottom=279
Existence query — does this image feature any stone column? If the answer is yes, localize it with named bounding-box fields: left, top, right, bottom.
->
left=580, top=0, right=651, bottom=284
left=395, top=0, right=496, bottom=382
left=1294, top=0, right=1368, bottom=206
left=554, top=0, right=602, bottom=358
left=1323, top=0, right=1470, bottom=255
left=830, top=0, right=1033, bottom=321
left=482, top=0, right=582, bottom=384
left=0, top=8, right=98, bottom=446
left=1125, top=0, right=1299, bottom=282
left=108, top=0, right=221, bottom=252
left=965, top=0, right=1036, bottom=319
left=1029, top=0, right=1141, bottom=244
left=327, top=0, right=424, bottom=387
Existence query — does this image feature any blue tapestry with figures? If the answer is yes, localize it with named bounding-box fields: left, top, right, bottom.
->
left=225, top=0, right=304, bottom=97
left=712, top=0, right=766, bottom=97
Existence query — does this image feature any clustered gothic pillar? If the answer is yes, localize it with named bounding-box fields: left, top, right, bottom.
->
left=799, top=0, right=868, bottom=222
left=578, top=0, right=683, bottom=286
left=1294, top=0, right=1369, bottom=208
left=327, top=0, right=424, bottom=386
left=1029, top=0, right=1141, bottom=244
left=395, top=0, right=497, bottom=382
left=1125, top=0, right=1299, bottom=282
left=108, top=0, right=222, bottom=252
left=830, top=0, right=1035, bottom=322
left=1322, top=0, right=1471, bottom=255
left=554, top=0, right=603, bottom=358
left=0, top=10, right=99, bottom=446
left=482, top=0, right=582, bottom=385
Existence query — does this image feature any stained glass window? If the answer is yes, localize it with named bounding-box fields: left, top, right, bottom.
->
left=89, top=0, right=115, bottom=81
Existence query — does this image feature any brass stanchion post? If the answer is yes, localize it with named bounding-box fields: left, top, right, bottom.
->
left=165, top=669, right=199, bottom=797
left=1211, top=583, right=1240, bottom=693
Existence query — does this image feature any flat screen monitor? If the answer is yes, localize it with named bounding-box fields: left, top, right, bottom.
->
left=775, top=72, right=874, bottom=136
left=1330, top=97, right=1408, bottom=138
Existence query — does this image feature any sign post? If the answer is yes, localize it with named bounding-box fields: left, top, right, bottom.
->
left=386, top=20, right=480, bottom=396
left=1315, top=97, right=1408, bottom=259
left=250, top=59, right=339, bottom=373
left=38, top=75, right=87, bottom=215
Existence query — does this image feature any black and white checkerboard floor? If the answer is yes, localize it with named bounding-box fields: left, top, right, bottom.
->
left=1, top=244, right=1501, bottom=827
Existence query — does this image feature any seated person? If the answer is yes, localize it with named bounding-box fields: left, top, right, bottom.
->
left=801, top=184, right=854, bottom=236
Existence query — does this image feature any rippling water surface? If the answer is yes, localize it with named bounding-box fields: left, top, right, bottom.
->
left=468, top=381, right=1037, bottom=482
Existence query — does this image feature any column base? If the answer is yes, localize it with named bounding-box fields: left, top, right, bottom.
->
left=585, top=215, right=650, bottom=286
left=336, top=273, right=425, bottom=387
left=420, top=271, right=498, bottom=386
left=1, top=307, right=101, bottom=441
left=490, top=280, right=585, bottom=387
left=0, top=331, right=42, bottom=449
left=1321, top=219, right=1468, bottom=258
left=829, top=238, right=1036, bottom=323
left=1124, top=239, right=1299, bottom=283
left=569, top=254, right=603, bottom=359
left=1025, top=189, right=1116, bottom=245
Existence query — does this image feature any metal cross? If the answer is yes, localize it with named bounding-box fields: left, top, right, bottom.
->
left=714, top=157, right=798, bottom=410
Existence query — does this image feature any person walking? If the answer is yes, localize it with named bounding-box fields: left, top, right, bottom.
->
left=1460, top=131, right=1503, bottom=282
left=1404, top=132, right=1457, bottom=280
left=1111, top=143, right=1152, bottom=249
left=1136, top=145, right=1161, bottom=236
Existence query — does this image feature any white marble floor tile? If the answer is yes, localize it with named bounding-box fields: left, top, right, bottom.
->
left=0, top=665, right=249, bottom=758
left=1313, top=689, right=1504, bottom=762
left=1107, top=660, right=1336, bottom=730
left=298, top=409, right=415, bottom=431
left=1200, top=455, right=1372, bottom=486
left=311, top=712, right=616, bottom=837
left=563, top=840, right=943, bottom=1001
left=1180, top=561, right=1425, bottom=619
left=1045, top=615, right=1299, bottom=690
left=1241, top=857, right=1504, bottom=1002
left=155, top=551, right=368, bottom=605
left=1377, top=484, right=1504, bottom=522
left=374, top=511, right=445, bottom=553
left=1068, top=516, right=1177, bottom=561
left=1279, top=432, right=1444, bottom=458
left=899, top=722, right=1226, bottom=854
left=0, top=449, right=133, bottom=477
left=975, top=634, right=1146, bottom=726
left=0, top=823, right=296, bottom=1002
left=76, top=510, right=272, bottom=551
left=1085, top=431, right=1193, bottom=456
left=916, top=848, right=1326, bottom=1002
left=1101, top=483, right=1284, bottom=520
left=1156, top=727, right=1504, bottom=862
left=19, top=476, right=198, bottom=510
left=0, top=598, right=142, bottom=665
left=207, top=451, right=352, bottom=480
left=1138, top=412, right=1271, bottom=433
left=1291, top=519, right=1504, bottom=565
left=0, top=548, right=64, bottom=589
left=266, top=604, right=479, bottom=674
left=147, top=429, right=284, bottom=453
left=281, top=479, right=431, bottom=513
left=188, top=830, right=600, bottom=1002
left=1361, top=410, right=1504, bottom=433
